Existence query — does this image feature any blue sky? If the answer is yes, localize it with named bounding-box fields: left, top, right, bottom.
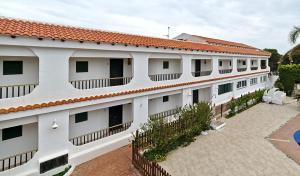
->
left=0, top=0, right=299, bottom=53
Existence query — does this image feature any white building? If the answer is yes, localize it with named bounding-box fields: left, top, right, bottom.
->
left=0, top=18, right=270, bottom=175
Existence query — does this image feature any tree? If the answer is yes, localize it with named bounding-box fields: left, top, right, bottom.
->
left=281, top=26, right=300, bottom=64
left=263, top=48, right=281, bottom=71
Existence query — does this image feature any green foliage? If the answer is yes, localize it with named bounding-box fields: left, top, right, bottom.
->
left=53, top=165, right=71, bottom=176
left=139, top=101, right=212, bottom=162
left=278, top=64, right=300, bottom=95
left=263, top=48, right=282, bottom=71
left=226, top=90, right=265, bottom=118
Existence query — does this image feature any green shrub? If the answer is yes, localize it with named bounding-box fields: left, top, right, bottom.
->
left=278, top=64, right=300, bottom=96
left=53, top=165, right=71, bottom=176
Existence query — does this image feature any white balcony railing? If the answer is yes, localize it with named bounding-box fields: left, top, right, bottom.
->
left=70, top=77, right=132, bottom=89
left=0, top=84, right=38, bottom=99
left=251, top=67, right=258, bottom=70
left=192, top=71, right=212, bottom=77
left=149, top=73, right=182, bottom=81
left=0, top=149, right=37, bottom=172
left=149, top=108, right=180, bottom=120
left=70, top=121, right=133, bottom=146
left=219, top=69, right=232, bottom=74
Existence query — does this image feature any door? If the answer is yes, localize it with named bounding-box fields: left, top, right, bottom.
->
left=192, top=89, right=199, bottom=104
left=110, top=59, right=123, bottom=86
left=195, top=60, right=201, bottom=77
left=109, top=105, right=123, bottom=130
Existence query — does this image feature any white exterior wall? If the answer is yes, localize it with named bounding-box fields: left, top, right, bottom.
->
left=0, top=57, right=39, bottom=86
left=0, top=122, right=38, bottom=159
left=69, top=57, right=132, bottom=81
left=198, top=87, right=211, bottom=102
left=148, top=59, right=181, bottom=75
left=148, top=94, right=181, bottom=115
left=237, top=59, right=247, bottom=68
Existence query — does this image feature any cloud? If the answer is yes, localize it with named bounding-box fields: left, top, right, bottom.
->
left=0, top=0, right=299, bottom=53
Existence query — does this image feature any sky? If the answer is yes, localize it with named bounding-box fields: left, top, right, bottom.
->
left=0, top=0, right=299, bottom=54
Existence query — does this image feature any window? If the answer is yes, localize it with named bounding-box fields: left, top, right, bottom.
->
left=2, top=125, right=22, bottom=141
left=163, top=61, right=169, bottom=69
left=219, top=61, right=222, bottom=66
left=261, top=76, right=267, bottom=83
left=229, top=61, right=232, bottom=66
left=76, top=61, right=88, bottom=73
left=3, top=61, right=23, bottom=75
left=75, top=112, right=88, bottom=123
left=237, top=80, right=247, bottom=89
left=218, top=83, right=232, bottom=95
left=204, top=60, right=207, bottom=64
left=251, top=61, right=254, bottom=65
left=250, top=78, right=258, bottom=86
left=163, top=96, right=169, bottom=102
left=242, top=61, right=246, bottom=65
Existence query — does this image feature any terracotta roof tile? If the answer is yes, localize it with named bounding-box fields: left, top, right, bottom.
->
left=0, top=71, right=268, bottom=115
left=0, top=18, right=270, bottom=56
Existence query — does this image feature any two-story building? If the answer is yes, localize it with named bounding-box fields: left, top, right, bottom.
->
left=0, top=18, right=270, bottom=175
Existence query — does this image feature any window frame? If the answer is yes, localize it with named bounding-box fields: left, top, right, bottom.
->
left=163, top=61, right=169, bottom=69
left=163, top=96, right=169, bottom=102
left=76, top=61, right=89, bottom=73
left=75, top=112, right=88, bottom=123
left=3, top=60, right=23, bottom=75
left=2, top=125, right=23, bottom=141
left=218, top=83, right=232, bottom=95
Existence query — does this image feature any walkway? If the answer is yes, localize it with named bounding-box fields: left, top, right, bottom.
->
left=160, top=100, right=300, bottom=176
left=71, top=145, right=140, bottom=176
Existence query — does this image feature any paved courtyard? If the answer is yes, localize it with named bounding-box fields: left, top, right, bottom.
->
left=160, top=100, right=300, bottom=176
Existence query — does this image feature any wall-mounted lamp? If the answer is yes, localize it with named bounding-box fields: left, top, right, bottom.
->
left=51, top=119, right=59, bottom=129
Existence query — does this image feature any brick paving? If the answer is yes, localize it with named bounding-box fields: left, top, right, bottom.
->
left=71, top=145, right=140, bottom=176
left=161, top=99, right=300, bottom=176
left=268, top=114, right=300, bottom=165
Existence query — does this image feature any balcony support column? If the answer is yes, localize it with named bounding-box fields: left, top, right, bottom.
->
left=131, top=96, right=148, bottom=130
left=232, top=57, right=238, bottom=74
left=247, top=58, right=251, bottom=72
left=130, top=52, right=151, bottom=86
left=181, top=88, right=192, bottom=107
left=180, top=54, right=192, bottom=79
left=31, top=48, right=74, bottom=93
left=257, top=58, right=261, bottom=71
left=211, top=56, right=219, bottom=76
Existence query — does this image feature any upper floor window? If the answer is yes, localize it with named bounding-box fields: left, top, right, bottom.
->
left=163, top=96, right=169, bottom=102
left=218, top=83, right=232, bottom=95
left=237, top=80, right=247, bottom=89
left=250, top=78, right=258, bottom=85
left=251, top=61, right=254, bottom=65
left=163, top=61, right=169, bottom=69
left=229, top=61, right=232, bottom=66
left=242, top=61, right=246, bottom=65
left=3, top=61, right=23, bottom=75
left=75, top=112, right=88, bottom=123
left=2, top=125, right=22, bottom=141
left=219, top=61, right=223, bottom=66
left=76, top=61, right=88, bottom=73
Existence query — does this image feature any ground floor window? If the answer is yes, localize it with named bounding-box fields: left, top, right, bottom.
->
left=250, top=78, right=258, bottom=86
left=260, top=75, right=267, bottom=83
left=75, top=112, right=88, bottom=123
left=218, top=83, right=232, bottom=95
left=237, top=80, right=247, bottom=89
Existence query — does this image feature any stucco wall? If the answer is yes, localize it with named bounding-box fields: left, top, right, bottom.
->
left=0, top=56, right=39, bottom=86
left=191, top=59, right=212, bottom=72
left=218, top=59, right=232, bottom=70
left=0, top=122, right=38, bottom=159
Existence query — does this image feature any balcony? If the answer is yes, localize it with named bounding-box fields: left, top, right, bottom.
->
left=70, top=77, right=132, bottom=89
left=149, top=73, right=182, bottom=81
left=70, top=121, right=133, bottom=146
left=237, top=68, right=247, bottom=72
left=0, top=149, right=37, bottom=172
left=69, top=58, right=132, bottom=89
left=0, top=57, right=39, bottom=99
left=192, top=71, right=212, bottom=77
left=0, top=84, right=38, bottom=99
left=251, top=67, right=258, bottom=70
left=261, top=65, right=267, bottom=69
left=69, top=103, right=133, bottom=146
left=219, top=69, right=232, bottom=74
left=148, top=58, right=182, bottom=81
